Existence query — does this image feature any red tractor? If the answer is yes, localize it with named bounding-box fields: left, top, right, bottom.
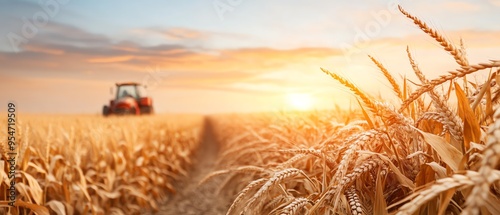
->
left=102, top=82, right=154, bottom=116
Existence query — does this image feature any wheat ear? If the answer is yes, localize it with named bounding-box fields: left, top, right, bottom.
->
left=369, top=55, right=403, bottom=100
left=400, top=60, right=500, bottom=111
left=462, top=108, right=500, bottom=215
left=346, top=186, right=365, bottom=215
left=407, top=47, right=464, bottom=143
left=244, top=168, right=305, bottom=212
left=398, top=5, right=469, bottom=67
left=226, top=178, right=267, bottom=215
left=280, top=197, right=312, bottom=215
left=321, top=67, right=377, bottom=113
left=395, top=171, right=495, bottom=215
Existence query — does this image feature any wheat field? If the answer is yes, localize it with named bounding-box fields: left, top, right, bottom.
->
left=203, top=6, right=500, bottom=215
left=2, top=5, right=500, bottom=215
left=0, top=114, right=204, bottom=214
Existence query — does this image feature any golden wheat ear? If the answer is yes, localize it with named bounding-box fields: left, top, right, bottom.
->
left=225, top=178, right=267, bottom=215
left=397, top=5, right=500, bottom=112
left=398, top=5, right=469, bottom=67
left=321, top=67, right=377, bottom=114
left=393, top=171, right=483, bottom=215
left=462, top=107, right=500, bottom=214
left=406, top=46, right=427, bottom=84
left=345, top=186, right=366, bottom=215
left=407, top=47, right=464, bottom=145
left=400, top=60, right=500, bottom=111
left=279, top=197, right=312, bottom=215
left=368, top=55, right=403, bottom=101
left=243, top=168, right=306, bottom=213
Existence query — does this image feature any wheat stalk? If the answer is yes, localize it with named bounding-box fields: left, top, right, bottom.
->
left=369, top=55, right=403, bottom=100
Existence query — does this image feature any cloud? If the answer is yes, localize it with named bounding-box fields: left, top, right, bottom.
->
left=162, top=28, right=209, bottom=40
left=42, top=22, right=111, bottom=46
left=131, top=27, right=209, bottom=41
left=87, top=55, right=135, bottom=63
left=3, top=22, right=499, bottom=83
left=0, top=22, right=344, bottom=97
left=0, top=74, right=111, bottom=113
left=1, top=21, right=114, bottom=54
left=2, top=18, right=343, bottom=79
left=3, top=20, right=500, bottom=113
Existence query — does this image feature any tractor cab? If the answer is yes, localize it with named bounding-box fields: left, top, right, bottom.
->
left=116, top=83, right=141, bottom=99
left=102, top=82, right=154, bottom=116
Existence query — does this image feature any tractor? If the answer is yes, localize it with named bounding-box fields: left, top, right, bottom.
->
left=102, top=82, right=154, bottom=116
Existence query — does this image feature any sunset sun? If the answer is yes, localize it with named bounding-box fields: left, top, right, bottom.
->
left=286, top=93, right=314, bottom=110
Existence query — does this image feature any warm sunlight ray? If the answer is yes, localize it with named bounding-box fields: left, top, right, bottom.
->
left=286, top=93, right=314, bottom=110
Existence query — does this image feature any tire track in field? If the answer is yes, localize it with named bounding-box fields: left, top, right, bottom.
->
left=153, top=117, right=233, bottom=215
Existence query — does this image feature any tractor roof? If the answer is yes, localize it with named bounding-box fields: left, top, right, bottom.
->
left=116, top=82, right=141, bottom=86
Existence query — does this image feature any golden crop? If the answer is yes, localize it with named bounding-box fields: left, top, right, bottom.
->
left=203, top=6, right=500, bottom=215
left=2, top=5, right=500, bottom=215
left=0, top=114, right=203, bottom=214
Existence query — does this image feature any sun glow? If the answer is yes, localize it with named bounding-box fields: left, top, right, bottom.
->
left=286, top=93, right=314, bottom=110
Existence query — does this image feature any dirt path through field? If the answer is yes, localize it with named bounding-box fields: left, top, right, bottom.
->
left=153, top=117, right=232, bottom=215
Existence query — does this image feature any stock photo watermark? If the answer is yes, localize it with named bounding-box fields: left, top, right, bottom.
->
left=141, top=66, right=171, bottom=91
left=6, top=102, right=17, bottom=206
left=6, top=0, right=70, bottom=53
left=213, top=0, right=245, bottom=21
left=339, top=0, right=401, bottom=63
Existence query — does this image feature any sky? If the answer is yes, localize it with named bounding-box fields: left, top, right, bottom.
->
left=1, top=0, right=500, bottom=114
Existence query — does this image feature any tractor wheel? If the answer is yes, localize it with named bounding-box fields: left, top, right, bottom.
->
left=102, top=106, right=110, bottom=116
left=140, top=106, right=154, bottom=115
left=128, top=107, right=137, bottom=115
